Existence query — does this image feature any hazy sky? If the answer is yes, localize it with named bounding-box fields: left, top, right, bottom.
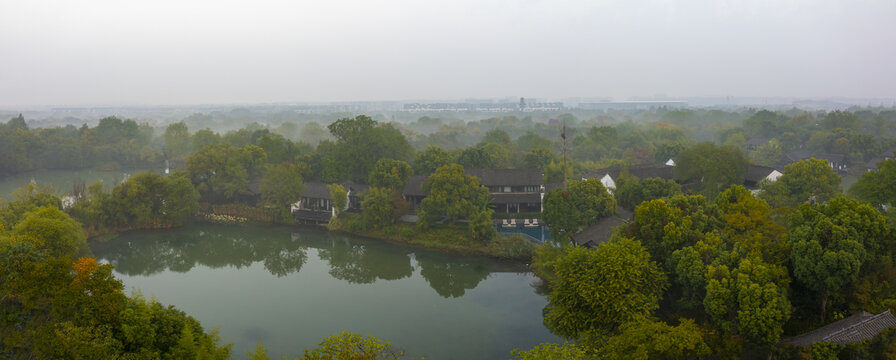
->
left=1, top=0, right=894, bottom=106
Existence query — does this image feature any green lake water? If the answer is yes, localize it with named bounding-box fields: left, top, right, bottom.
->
left=90, top=223, right=559, bottom=359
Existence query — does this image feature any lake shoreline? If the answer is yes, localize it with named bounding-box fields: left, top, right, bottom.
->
left=86, top=206, right=537, bottom=262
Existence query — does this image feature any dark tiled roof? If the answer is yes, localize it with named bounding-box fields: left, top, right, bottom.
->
left=744, top=164, right=779, bottom=183
left=866, top=157, right=885, bottom=170
left=342, top=180, right=369, bottom=195
left=573, top=215, right=628, bottom=248
left=784, top=149, right=812, bottom=163
left=865, top=148, right=896, bottom=169
left=465, top=168, right=543, bottom=186
left=303, top=181, right=332, bottom=199
left=883, top=146, right=896, bottom=157
left=544, top=182, right=565, bottom=192
left=785, top=151, right=846, bottom=163
left=747, top=137, right=770, bottom=146
left=403, top=175, right=427, bottom=196
left=582, top=163, right=674, bottom=182
left=781, top=310, right=896, bottom=347
left=490, top=192, right=542, bottom=204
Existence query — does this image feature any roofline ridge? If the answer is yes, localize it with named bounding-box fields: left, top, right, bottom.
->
left=822, top=311, right=887, bottom=341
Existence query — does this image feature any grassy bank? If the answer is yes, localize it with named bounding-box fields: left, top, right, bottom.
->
left=327, top=213, right=535, bottom=260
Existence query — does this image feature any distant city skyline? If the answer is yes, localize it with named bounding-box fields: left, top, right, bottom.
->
left=1, top=0, right=894, bottom=107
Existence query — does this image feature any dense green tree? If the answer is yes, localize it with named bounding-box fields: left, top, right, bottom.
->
left=647, top=187, right=790, bottom=321
left=328, top=115, right=378, bottom=142
left=743, top=110, right=786, bottom=138
left=418, top=164, right=493, bottom=241
left=186, top=143, right=267, bottom=203
left=368, top=158, right=412, bottom=190
left=543, top=160, right=572, bottom=184
left=612, top=171, right=641, bottom=210
left=523, top=146, right=557, bottom=169
left=614, top=173, right=682, bottom=211
left=469, top=207, right=497, bottom=242
left=598, top=317, right=709, bottom=360
left=715, top=185, right=789, bottom=265
left=163, top=172, right=201, bottom=225
left=68, top=173, right=198, bottom=232
left=654, top=141, right=687, bottom=163
left=6, top=113, right=27, bottom=129
left=0, top=183, right=63, bottom=229
left=261, top=163, right=306, bottom=221
left=238, top=144, right=268, bottom=179
left=822, top=110, right=862, bottom=131
left=515, top=131, right=553, bottom=153
left=418, top=164, right=490, bottom=224
left=749, top=138, right=784, bottom=167
left=0, top=126, right=43, bottom=175
left=163, top=121, right=191, bottom=161
left=510, top=343, right=586, bottom=360
left=704, top=257, right=790, bottom=345
left=256, top=132, right=311, bottom=165
left=300, top=332, right=403, bottom=360
left=246, top=341, right=271, bottom=360
left=456, top=143, right=510, bottom=169
left=40, top=126, right=85, bottom=169
left=328, top=184, right=347, bottom=217
left=412, top=146, right=453, bottom=175
left=673, top=142, right=748, bottom=197
left=723, top=132, right=747, bottom=151
left=542, top=178, right=616, bottom=244
left=361, top=187, right=395, bottom=229
left=477, top=128, right=514, bottom=148
left=639, top=177, right=682, bottom=202
left=300, top=122, right=330, bottom=144
left=627, top=194, right=718, bottom=261
left=325, top=115, right=413, bottom=182
left=456, top=147, right=490, bottom=168
left=850, top=155, right=896, bottom=207
left=192, top=128, right=222, bottom=151
left=788, top=197, right=891, bottom=322
left=103, top=172, right=199, bottom=228
left=10, top=206, right=85, bottom=258
left=760, top=158, right=841, bottom=208
left=544, top=239, right=667, bottom=339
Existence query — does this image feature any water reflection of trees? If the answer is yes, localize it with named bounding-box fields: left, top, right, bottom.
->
left=415, top=252, right=491, bottom=298
left=318, top=234, right=414, bottom=283
left=93, top=225, right=310, bottom=277
left=92, top=224, right=527, bottom=297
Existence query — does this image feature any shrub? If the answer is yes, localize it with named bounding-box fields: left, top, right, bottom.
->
left=488, top=234, right=536, bottom=259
